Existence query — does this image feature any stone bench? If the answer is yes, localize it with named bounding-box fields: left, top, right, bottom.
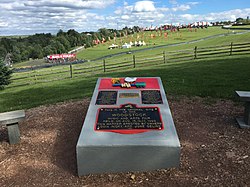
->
left=0, top=110, right=25, bottom=144
left=236, top=91, right=250, bottom=128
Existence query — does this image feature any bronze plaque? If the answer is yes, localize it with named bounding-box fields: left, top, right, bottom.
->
left=141, top=90, right=163, bottom=104
left=96, top=104, right=163, bottom=130
left=96, top=91, right=117, bottom=105
left=119, top=93, right=139, bottom=98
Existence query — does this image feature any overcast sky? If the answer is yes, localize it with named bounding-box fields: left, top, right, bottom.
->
left=0, top=0, right=249, bottom=36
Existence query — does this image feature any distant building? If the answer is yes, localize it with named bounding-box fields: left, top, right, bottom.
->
left=46, top=53, right=76, bottom=63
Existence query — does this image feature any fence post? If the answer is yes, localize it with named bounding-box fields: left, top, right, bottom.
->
left=34, top=72, right=37, bottom=84
left=133, top=55, right=136, bottom=68
left=70, top=64, right=73, bottom=78
left=230, top=42, right=233, bottom=56
left=194, top=46, right=197, bottom=59
left=103, top=59, right=106, bottom=72
left=163, top=51, right=166, bottom=63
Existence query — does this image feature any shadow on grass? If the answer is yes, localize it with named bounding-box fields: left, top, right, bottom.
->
left=1, top=55, right=250, bottom=112
left=104, top=55, right=250, bottom=99
left=0, top=78, right=96, bottom=112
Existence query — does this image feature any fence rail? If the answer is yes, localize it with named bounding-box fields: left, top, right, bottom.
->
left=8, top=42, right=250, bottom=88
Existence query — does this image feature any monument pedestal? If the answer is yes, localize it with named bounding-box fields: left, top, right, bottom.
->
left=76, top=77, right=180, bottom=176
left=236, top=91, right=250, bottom=128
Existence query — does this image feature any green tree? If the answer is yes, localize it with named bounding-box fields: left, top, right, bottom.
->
left=43, top=45, right=53, bottom=56
left=11, top=46, right=22, bottom=63
left=236, top=18, right=244, bottom=23
left=29, top=44, right=43, bottom=59
left=56, top=36, right=71, bottom=51
left=0, top=58, right=12, bottom=90
left=0, top=46, right=7, bottom=60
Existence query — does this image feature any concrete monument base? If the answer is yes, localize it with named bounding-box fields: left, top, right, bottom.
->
left=236, top=117, right=250, bottom=129
left=76, top=77, right=180, bottom=176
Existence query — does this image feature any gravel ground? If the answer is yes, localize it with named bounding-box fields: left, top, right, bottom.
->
left=0, top=96, right=250, bottom=187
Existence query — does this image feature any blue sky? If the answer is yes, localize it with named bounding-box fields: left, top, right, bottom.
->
left=0, top=0, right=249, bottom=35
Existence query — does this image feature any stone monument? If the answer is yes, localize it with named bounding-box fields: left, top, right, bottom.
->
left=76, top=77, right=180, bottom=176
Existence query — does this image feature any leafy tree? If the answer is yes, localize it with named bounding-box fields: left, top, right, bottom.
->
left=50, top=40, right=66, bottom=54
left=98, top=28, right=111, bottom=38
left=0, top=58, right=12, bottom=90
left=11, top=46, right=22, bottom=63
left=21, top=50, right=30, bottom=61
left=29, top=44, right=43, bottom=59
left=236, top=18, right=244, bottom=23
left=0, top=46, right=7, bottom=60
left=0, top=38, right=13, bottom=52
left=43, top=45, right=53, bottom=56
left=57, top=29, right=65, bottom=37
left=56, top=36, right=71, bottom=51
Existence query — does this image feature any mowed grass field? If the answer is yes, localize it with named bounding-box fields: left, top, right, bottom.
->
left=1, top=27, right=250, bottom=112
left=77, top=26, right=233, bottom=60
left=13, top=26, right=244, bottom=67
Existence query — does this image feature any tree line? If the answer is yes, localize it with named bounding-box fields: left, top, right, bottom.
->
left=0, top=26, right=140, bottom=64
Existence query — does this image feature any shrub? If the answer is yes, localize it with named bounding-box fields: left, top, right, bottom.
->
left=0, top=58, right=12, bottom=90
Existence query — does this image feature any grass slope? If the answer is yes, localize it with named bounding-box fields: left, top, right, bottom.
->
left=107, top=31, right=250, bottom=62
left=1, top=54, right=250, bottom=112
left=77, top=27, right=231, bottom=60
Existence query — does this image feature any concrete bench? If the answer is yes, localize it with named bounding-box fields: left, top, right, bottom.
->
left=0, top=110, right=25, bottom=144
left=236, top=91, right=250, bottom=128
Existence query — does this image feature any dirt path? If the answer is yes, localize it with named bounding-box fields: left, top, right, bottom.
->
left=0, top=97, right=250, bottom=186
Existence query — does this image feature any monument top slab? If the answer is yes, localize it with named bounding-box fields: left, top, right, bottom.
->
left=76, top=77, right=180, bottom=175
left=77, top=77, right=180, bottom=147
left=236, top=91, right=250, bottom=102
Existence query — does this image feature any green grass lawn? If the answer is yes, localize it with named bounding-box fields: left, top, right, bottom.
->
left=13, top=26, right=245, bottom=67
left=1, top=54, right=250, bottom=112
left=13, top=59, right=47, bottom=68
left=77, top=27, right=231, bottom=60
left=1, top=27, right=250, bottom=112
left=231, top=25, right=250, bottom=29
left=102, top=30, right=250, bottom=63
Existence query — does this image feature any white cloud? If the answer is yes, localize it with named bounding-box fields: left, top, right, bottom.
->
left=187, top=2, right=200, bottom=5
left=0, top=21, right=8, bottom=27
left=0, top=0, right=250, bottom=36
left=172, top=4, right=191, bottom=11
left=179, top=8, right=250, bottom=23
left=0, top=0, right=116, bottom=35
left=133, top=1, right=156, bottom=12
left=121, top=15, right=130, bottom=20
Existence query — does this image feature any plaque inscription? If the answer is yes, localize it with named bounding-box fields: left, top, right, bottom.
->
left=119, top=93, right=139, bottom=98
left=96, top=91, right=117, bottom=105
left=96, top=104, right=163, bottom=130
left=141, top=90, right=163, bottom=104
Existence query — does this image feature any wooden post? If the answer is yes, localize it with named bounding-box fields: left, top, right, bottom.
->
left=163, top=51, right=166, bottom=63
left=230, top=42, right=233, bottom=56
left=103, top=59, right=106, bottom=72
left=34, top=72, right=37, bottom=84
left=133, top=55, right=136, bottom=68
left=194, top=46, right=197, bottom=59
left=70, top=64, right=73, bottom=78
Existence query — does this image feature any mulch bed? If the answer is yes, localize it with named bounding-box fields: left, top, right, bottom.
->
left=0, top=96, right=250, bottom=186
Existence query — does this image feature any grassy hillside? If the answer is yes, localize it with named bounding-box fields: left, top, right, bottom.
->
left=13, top=59, right=46, bottom=68
left=1, top=54, right=250, bottom=112
left=77, top=27, right=232, bottom=60
left=1, top=27, right=250, bottom=112
left=13, top=26, right=244, bottom=67
left=100, top=30, right=250, bottom=63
